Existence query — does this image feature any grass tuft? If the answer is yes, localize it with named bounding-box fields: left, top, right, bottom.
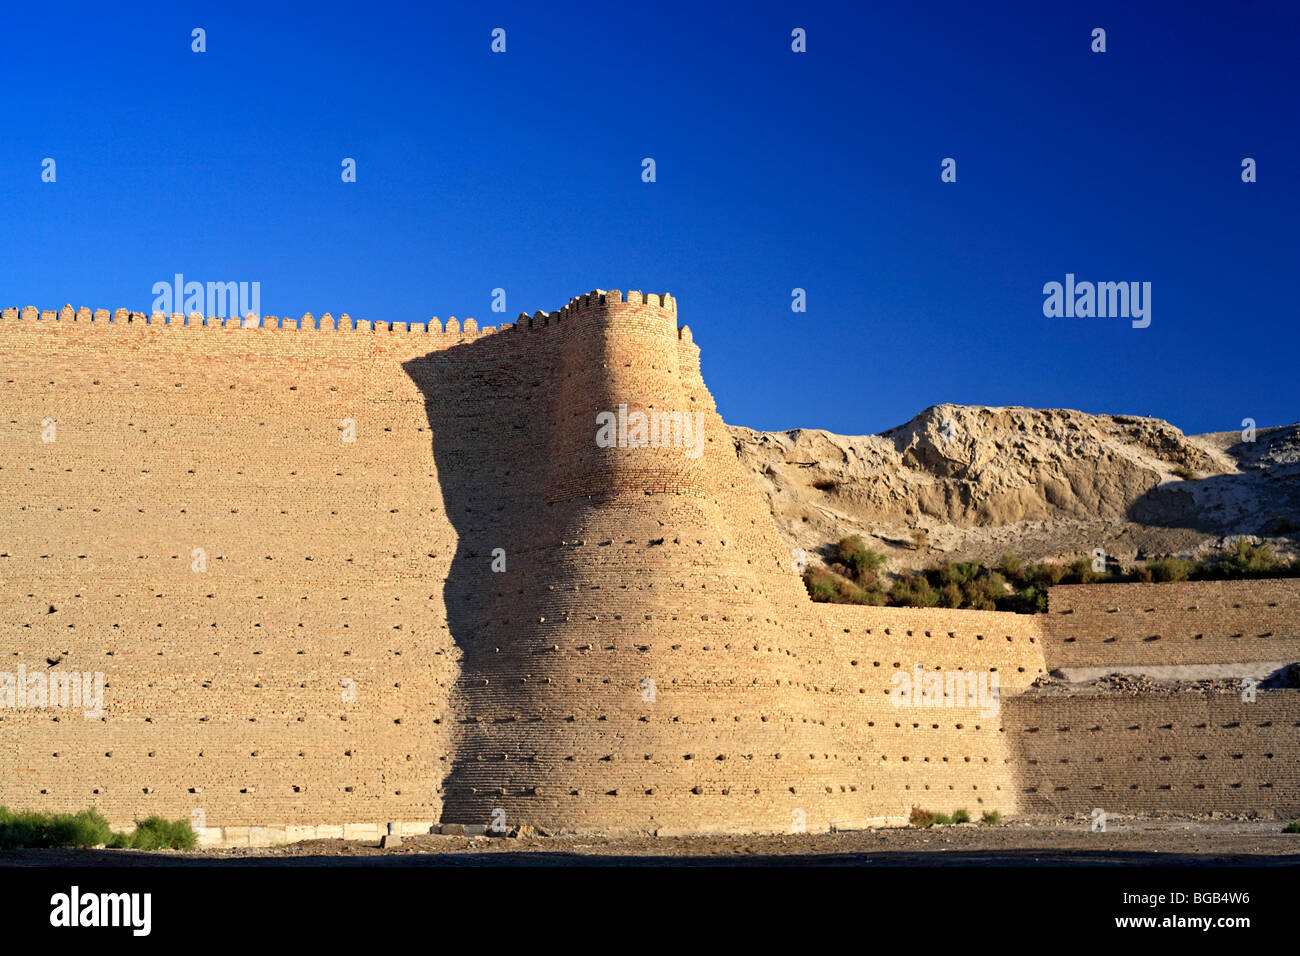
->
left=908, top=805, right=936, bottom=829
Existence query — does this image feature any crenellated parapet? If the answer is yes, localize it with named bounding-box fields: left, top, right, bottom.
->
left=0, top=289, right=691, bottom=341
left=0, top=304, right=500, bottom=337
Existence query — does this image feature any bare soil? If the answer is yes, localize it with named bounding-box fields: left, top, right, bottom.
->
left=1025, top=670, right=1299, bottom=697
left=4, top=818, right=1298, bottom=866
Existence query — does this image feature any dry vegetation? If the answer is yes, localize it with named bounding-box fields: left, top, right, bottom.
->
left=803, top=536, right=1300, bottom=613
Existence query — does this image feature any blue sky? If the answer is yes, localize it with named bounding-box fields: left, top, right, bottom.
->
left=1, top=0, right=1295, bottom=436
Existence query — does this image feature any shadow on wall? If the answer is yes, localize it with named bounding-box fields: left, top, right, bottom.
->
left=402, top=333, right=554, bottom=825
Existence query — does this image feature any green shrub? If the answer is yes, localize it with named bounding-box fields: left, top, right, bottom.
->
left=841, top=580, right=871, bottom=604
left=890, top=574, right=939, bottom=608
left=981, top=810, right=1002, bottom=825
left=1284, top=820, right=1300, bottom=834
left=803, top=568, right=840, bottom=602
left=803, top=566, right=886, bottom=606
left=835, top=536, right=885, bottom=583
left=0, top=807, right=112, bottom=849
left=809, top=532, right=1298, bottom=618
left=1025, top=562, right=1066, bottom=589
left=937, top=561, right=981, bottom=588
left=1067, top=557, right=1101, bottom=584
left=0, top=807, right=39, bottom=850
left=1146, top=556, right=1193, bottom=583
left=997, top=584, right=1046, bottom=615
left=1214, top=539, right=1280, bottom=578
left=966, top=572, right=1008, bottom=611
left=932, top=813, right=953, bottom=826
left=998, top=554, right=1024, bottom=582
left=951, top=808, right=971, bottom=824
left=123, top=816, right=198, bottom=851
left=0, top=806, right=195, bottom=851
left=46, top=809, right=114, bottom=848
left=857, top=587, right=888, bottom=606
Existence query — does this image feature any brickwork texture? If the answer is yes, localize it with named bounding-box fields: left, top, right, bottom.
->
left=1, top=292, right=1296, bottom=835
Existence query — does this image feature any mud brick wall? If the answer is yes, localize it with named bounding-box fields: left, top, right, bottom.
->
left=0, top=292, right=881, bottom=835
left=1004, top=690, right=1300, bottom=816
left=1044, top=580, right=1300, bottom=670
left=432, top=293, right=875, bottom=835
left=0, top=305, right=477, bottom=828
left=2, top=294, right=1297, bottom=835
left=817, top=604, right=1047, bottom=821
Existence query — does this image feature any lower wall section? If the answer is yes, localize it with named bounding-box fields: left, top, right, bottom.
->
left=6, top=568, right=1297, bottom=835
left=193, top=820, right=469, bottom=848
left=1004, top=689, right=1300, bottom=817
left=818, top=604, right=1050, bottom=822
left=0, top=582, right=456, bottom=829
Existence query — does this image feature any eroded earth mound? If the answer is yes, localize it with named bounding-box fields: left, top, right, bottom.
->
left=732, top=405, right=1300, bottom=570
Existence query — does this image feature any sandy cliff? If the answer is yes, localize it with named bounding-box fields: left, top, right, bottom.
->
left=732, top=405, right=1300, bottom=569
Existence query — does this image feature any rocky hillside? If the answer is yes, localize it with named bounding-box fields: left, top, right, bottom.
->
left=732, top=405, right=1300, bottom=571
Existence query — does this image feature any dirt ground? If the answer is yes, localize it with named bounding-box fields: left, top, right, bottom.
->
left=4, top=817, right=1298, bottom=866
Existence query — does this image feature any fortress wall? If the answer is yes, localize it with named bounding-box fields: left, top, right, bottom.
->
left=1012, top=579, right=1300, bottom=819
left=816, top=604, right=1047, bottom=820
left=545, top=291, right=701, bottom=500
left=3, top=299, right=1297, bottom=837
left=0, top=293, right=874, bottom=836
left=435, top=292, right=874, bottom=835
left=1044, top=580, right=1300, bottom=670
left=1003, top=690, right=1300, bottom=816
left=817, top=597, right=1300, bottom=821
left=0, top=307, right=483, bottom=828
left=818, top=604, right=1049, bottom=690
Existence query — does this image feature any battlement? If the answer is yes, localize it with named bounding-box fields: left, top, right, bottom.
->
left=0, top=289, right=692, bottom=341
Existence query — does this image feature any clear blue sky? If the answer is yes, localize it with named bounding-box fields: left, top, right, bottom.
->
left=1, top=0, right=1295, bottom=436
